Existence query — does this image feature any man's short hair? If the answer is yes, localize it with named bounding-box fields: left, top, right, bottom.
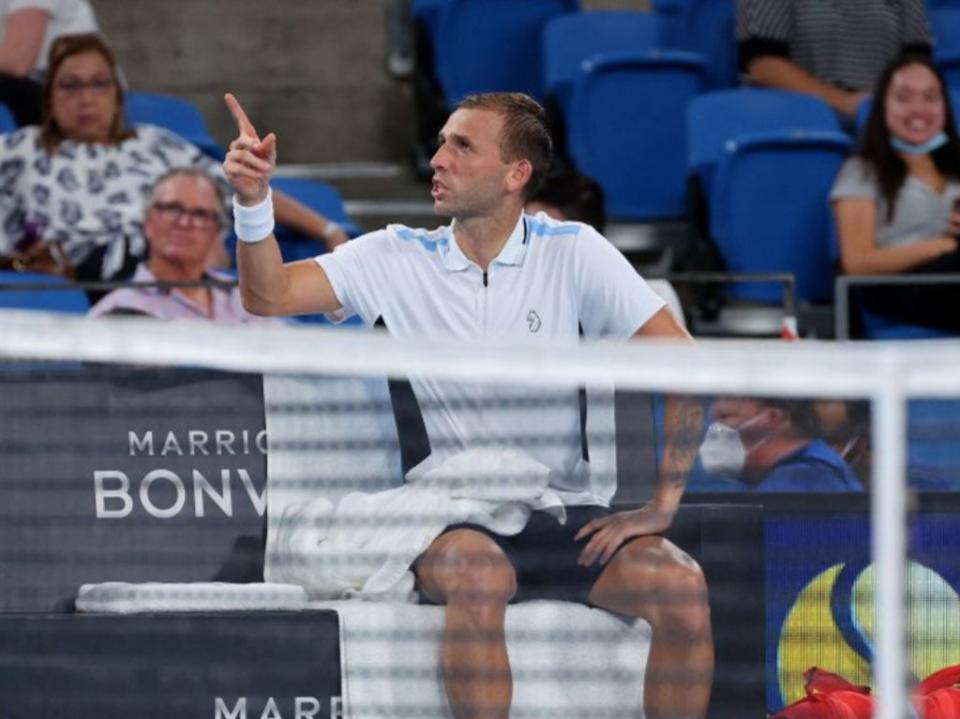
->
left=762, top=398, right=818, bottom=438
left=456, top=92, right=554, bottom=199
left=147, top=168, right=229, bottom=228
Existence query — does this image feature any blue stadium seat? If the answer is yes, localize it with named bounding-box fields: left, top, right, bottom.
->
left=652, top=0, right=737, bottom=89
left=931, top=7, right=960, bottom=93
left=566, top=50, right=705, bottom=220
left=125, top=91, right=225, bottom=160
left=0, top=271, right=90, bottom=313
left=0, top=102, right=15, bottom=132
left=710, top=130, right=852, bottom=303
left=687, top=88, right=840, bottom=202
left=432, top=0, right=579, bottom=107
left=542, top=10, right=663, bottom=113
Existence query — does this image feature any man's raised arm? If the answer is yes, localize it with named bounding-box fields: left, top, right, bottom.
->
left=223, top=93, right=341, bottom=317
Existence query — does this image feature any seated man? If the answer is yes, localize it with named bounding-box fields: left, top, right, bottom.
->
left=90, top=168, right=274, bottom=324
left=223, top=89, right=712, bottom=719
left=737, top=0, right=931, bottom=120
left=698, top=396, right=864, bottom=492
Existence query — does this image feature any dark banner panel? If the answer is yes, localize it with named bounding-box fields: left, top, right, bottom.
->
left=0, top=611, right=341, bottom=719
left=0, top=367, right=267, bottom=611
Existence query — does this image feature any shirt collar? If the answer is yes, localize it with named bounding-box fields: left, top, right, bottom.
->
left=443, top=212, right=528, bottom=272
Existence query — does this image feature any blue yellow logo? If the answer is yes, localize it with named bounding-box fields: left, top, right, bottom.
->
left=777, top=561, right=960, bottom=705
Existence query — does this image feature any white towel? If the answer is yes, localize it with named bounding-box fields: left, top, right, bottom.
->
left=328, top=599, right=651, bottom=719
left=266, top=448, right=566, bottom=601
left=75, top=581, right=308, bottom=613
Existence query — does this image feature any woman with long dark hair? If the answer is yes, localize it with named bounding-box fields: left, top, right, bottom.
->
left=831, top=54, right=960, bottom=333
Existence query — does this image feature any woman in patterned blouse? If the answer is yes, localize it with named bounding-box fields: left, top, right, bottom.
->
left=0, top=32, right=348, bottom=283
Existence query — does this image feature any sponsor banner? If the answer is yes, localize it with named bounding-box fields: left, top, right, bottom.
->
left=0, top=366, right=268, bottom=611
left=0, top=611, right=342, bottom=719
left=765, top=512, right=960, bottom=712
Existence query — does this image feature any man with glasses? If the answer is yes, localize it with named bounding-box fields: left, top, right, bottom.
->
left=89, top=168, right=275, bottom=323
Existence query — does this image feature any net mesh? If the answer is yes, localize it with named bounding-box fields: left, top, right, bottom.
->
left=0, top=308, right=959, bottom=719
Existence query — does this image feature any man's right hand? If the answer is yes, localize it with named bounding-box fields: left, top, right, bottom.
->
left=223, top=93, right=276, bottom=206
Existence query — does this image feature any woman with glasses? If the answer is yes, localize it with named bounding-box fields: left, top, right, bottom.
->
left=0, top=0, right=98, bottom=126
left=0, top=32, right=348, bottom=286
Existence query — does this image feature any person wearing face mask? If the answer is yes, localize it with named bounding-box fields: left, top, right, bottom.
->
left=698, top=397, right=863, bottom=492
left=831, top=55, right=960, bottom=334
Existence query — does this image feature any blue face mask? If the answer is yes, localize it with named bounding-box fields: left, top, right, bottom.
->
left=890, top=131, right=949, bottom=155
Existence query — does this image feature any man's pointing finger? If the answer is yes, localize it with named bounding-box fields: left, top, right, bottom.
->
left=224, top=92, right=260, bottom=141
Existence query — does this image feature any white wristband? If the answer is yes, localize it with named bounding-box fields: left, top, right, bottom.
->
left=233, top=189, right=275, bottom=244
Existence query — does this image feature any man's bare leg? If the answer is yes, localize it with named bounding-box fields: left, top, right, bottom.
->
left=416, top=529, right=518, bottom=719
left=589, top=535, right=713, bottom=719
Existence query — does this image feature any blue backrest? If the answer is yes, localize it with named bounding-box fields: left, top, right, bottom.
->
left=125, top=91, right=224, bottom=159
left=687, top=88, right=840, bottom=198
left=542, top=10, right=663, bottom=106
left=566, top=50, right=705, bottom=220
left=268, top=177, right=360, bottom=262
left=0, top=103, right=15, bottom=132
left=0, top=271, right=90, bottom=313
left=434, top=0, right=579, bottom=107
left=653, top=0, right=737, bottom=89
left=710, top=130, right=852, bottom=303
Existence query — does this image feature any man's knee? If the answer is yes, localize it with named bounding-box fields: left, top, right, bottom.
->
left=416, top=529, right=517, bottom=606
left=591, top=537, right=711, bottom=629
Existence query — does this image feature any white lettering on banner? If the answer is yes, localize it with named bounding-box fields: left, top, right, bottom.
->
left=128, top=430, right=267, bottom=457
left=140, top=469, right=186, bottom=518
left=295, top=697, right=321, bottom=719
left=94, top=471, right=134, bottom=518
left=94, top=470, right=266, bottom=519
left=214, top=698, right=325, bottom=719
left=129, top=431, right=154, bottom=457
left=189, top=430, right=211, bottom=456
left=162, top=432, right=184, bottom=456
left=194, top=469, right=233, bottom=517
left=261, top=698, right=282, bottom=719
left=215, top=697, right=246, bottom=719
left=238, top=468, right=267, bottom=516
left=330, top=697, right=343, bottom=719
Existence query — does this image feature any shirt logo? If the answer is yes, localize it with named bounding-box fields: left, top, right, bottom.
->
left=527, top=310, right=542, bottom=333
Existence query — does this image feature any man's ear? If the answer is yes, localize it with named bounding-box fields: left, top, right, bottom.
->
left=506, top=159, right=533, bottom=194
left=767, top=407, right=790, bottom=429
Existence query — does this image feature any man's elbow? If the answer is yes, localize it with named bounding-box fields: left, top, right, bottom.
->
left=240, top=289, right=282, bottom=317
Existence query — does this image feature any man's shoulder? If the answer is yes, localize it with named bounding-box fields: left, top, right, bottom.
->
left=339, top=223, right=453, bottom=256
left=525, top=212, right=588, bottom=243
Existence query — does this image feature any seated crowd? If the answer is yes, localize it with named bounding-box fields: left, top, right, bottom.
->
left=0, top=14, right=957, bottom=496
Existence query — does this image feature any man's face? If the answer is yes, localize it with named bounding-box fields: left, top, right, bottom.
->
left=144, top=175, right=222, bottom=272
left=710, top=398, right=776, bottom=467
left=429, top=108, right=517, bottom=219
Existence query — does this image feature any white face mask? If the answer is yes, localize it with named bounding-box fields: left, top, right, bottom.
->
left=698, top=412, right=768, bottom=477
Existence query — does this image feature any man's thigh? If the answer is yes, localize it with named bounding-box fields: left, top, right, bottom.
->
left=417, top=506, right=614, bottom=605
left=414, top=527, right=518, bottom=605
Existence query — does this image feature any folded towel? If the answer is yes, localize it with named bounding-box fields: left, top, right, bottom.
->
left=266, top=447, right=566, bottom=601
left=75, top=582, right=308, bottom=613
left=328, top=598, right=651, bottom=719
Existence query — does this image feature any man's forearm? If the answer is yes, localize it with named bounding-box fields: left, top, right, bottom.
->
left=236, top=234, right=289, bottom=315
left=654, top=393, right=704, bottom=511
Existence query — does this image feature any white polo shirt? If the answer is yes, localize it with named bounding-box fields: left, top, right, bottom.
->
left=315, top=211, right=664, bottom=506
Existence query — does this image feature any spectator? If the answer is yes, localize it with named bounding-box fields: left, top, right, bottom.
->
left=0, top=0, right=97, bottom=126
left=831, top=55, right=960, bottom=333
left=812, top=399, right=871, bottom=488
left=737, top=0, right=931, bottom=121
left=526, top=167, right=687, bottom=327
left=89, top=168, right=275, bottom=324
left=0, top=33, right=347, bottom=286
left=698, top=396, right=863, bottom=492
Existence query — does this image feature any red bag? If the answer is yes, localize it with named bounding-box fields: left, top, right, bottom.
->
left=771, top=664, right=960, bottom=719
left=914, top=665, right=960, bottom=719
left=771, top=667, right=874, bottom=719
